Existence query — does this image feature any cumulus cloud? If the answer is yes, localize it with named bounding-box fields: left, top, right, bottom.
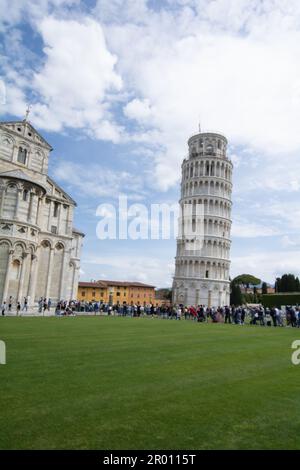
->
left=93, top=0, right=149, bottom=24
left=91, top=0, right=300, bottom=189
left=52, top=160, right=148, bottom=201
left=83, top=253, right=174, bottom=286
left=231, top=220, right=281, bottom=238
left=0, top=0, right=80, bottom=31
left=231, top=250, right=300, bottom=283
left=1, top=14, right=124, bottom=142
left=123, top=98, right=153, bottom=122
left=4, top=0, right=300, bottom=188
left=29, top=17, right=123, bottom=139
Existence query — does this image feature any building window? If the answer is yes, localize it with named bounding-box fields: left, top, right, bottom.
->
left=82, top=291, right=85, bottom=297
left=206, top=270, right=209, bottom=278
left=18, top=147, right=27, bottom=164
left=51, top=225, right=57, bottom=234
left=116, top=292, right=120, bottom=296
left=92, top=292, right=96, bottom=297
left=53, top=202, right=59, bottom=217
left=23, top=189, right=28, bottom=201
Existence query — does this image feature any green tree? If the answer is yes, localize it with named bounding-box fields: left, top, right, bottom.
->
left=230, top=281, right=243, bottom=306
left=156, top=288, right=172, bottom=301
left=275, top=277, right=281, bottom=293
left=262, top=282, right=268, bottom=294
left=275, top=274, right=300, bottom=293
left=233, top=274, right=261, bottom=288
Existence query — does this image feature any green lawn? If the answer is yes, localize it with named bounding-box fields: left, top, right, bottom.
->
left=1, top=316, right=300, bottom=449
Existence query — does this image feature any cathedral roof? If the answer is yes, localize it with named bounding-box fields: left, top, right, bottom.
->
left=0, top=169, right=47, bottom=193
left=72, top=227, right=85, bottom=237
left=47, top=176, right=77, bottom=206
left=78, top=280, right=155, bottom=288
left=0, top=120, right=53, bottom=150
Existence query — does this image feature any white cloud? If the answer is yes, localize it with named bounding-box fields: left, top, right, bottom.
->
left=123, top=98, right=153, bottom=122
left=4, top=0, right=300, bottom=191
left=52, top=161, right=147, bottom=201
left=83, top=253, right=174, bottom=286
left=262, top=201, right=300, bottom=232
left=79, top=268, right=85, bottom=277
left=232, top=250, right=300, bottom=283
left=0, top=0, right=80, bottom=31
left=29, top=17, right=123, bottom=138
left=0, top=15, right=124, bottom=142
left=92, top=0, right=300, bottom=189
left=231, top=220, right=281, bottom=238
left=0, top=82, right=27, bottom=117
left=93, top=0, right=149, bottom=24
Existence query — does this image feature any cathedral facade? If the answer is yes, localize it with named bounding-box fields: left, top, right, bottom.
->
left=0, top=119, right=84, bottom=308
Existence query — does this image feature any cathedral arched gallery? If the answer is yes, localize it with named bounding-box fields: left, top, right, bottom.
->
left=0, top=119, right=84, bottom=308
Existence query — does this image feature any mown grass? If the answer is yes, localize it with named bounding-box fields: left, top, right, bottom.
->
left=0, top=316, right=300, bottom=449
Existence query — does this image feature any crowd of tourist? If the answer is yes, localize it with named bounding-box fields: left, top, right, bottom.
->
left=45, top=301, right=300, bottom=327
left=2, top=297, right=300, bottom=327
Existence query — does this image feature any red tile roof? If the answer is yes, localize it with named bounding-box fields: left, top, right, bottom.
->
left=79, top=280, right=155, bottom=288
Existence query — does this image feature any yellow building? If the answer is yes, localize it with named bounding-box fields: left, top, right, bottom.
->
left=78, top=280, right=156, bottom=305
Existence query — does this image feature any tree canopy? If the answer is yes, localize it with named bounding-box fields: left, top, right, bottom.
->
left=232, top=274, right=261, bottom=287
left=275, top=274, right=300, bottom=293
left=230, top=282, right=243, bottom=305
left=262, top=282, right=268, bottom=295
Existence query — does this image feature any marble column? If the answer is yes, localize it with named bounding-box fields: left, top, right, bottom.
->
left=45, top=247, right=54, bottom=300
left=27, top=253, right=38, bottom=307
left=14, top=188, right=22, bottom=219
left=28, top=190, right=34, bottom=224
left=2, top=249, right=14, bottom=303
left=0, top=183, right=5, bottom=214
left=47, top=201, right=53, bottom=232
left=57, top=203, right=62, bottom=233
left=17, top=252, right=29, bottom=302
left=71, top=265, right=80, bottom=300
left=59, top=248, right=69, bottom=300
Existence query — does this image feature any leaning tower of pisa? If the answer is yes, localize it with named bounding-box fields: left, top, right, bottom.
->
left=172, top=132, right=233, bottom=307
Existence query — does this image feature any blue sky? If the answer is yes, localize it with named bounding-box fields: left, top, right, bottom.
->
left=1, top=0, right=300, bottom=287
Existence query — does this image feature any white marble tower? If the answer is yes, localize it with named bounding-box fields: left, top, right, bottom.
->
left=172, top=132, right=233, bottom=307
